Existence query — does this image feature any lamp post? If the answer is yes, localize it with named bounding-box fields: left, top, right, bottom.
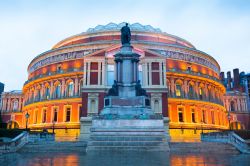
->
left=200, top=120, right=204, bottom=134
left=227, top=112, right=232, bottom=131
left=52, top=120, right=55, bottom=134
left=25, top=112, right=30, bottom=130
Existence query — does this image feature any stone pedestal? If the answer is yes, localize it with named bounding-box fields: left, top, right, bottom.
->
left=79, top=117, right=92, bottom=141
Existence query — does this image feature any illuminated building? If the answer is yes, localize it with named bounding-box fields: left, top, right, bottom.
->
left=2, top=23, right=246, bottom=139
left=0, top=90, right=23, bottom=128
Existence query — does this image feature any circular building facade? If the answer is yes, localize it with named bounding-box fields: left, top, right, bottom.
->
left=22, top=23, right=228, bottom=139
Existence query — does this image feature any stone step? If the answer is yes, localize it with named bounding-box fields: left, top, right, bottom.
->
left=88, top=140, right=167, bottom=146
left=90, top=135, right=166, bottom=141
left=170, top=142, right=239, bottom=154
left=19, top=141, right=87, bottom=153
left=87, top=145, right=169, bottom=151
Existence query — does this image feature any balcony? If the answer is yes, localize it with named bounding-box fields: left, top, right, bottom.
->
left=24, top=95, right=80, bottom=106
left=169, top=93, right=224, bottom=106
left=24, top=68, right=83, bottom=86
left=167, top=69, right=222, bottom=83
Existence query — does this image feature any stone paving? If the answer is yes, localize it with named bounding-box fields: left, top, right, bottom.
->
left=1, top=151, right=250, bottom=166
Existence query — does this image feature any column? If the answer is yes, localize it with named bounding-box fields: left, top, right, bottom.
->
left=18, top=96, right=22, bottom=111
left=159, top=62, right=163, bottom=86
left=142, top=62, right=147, bottom=87
left=149, top=62, right=152, bottom=86
left=75, top=77, right=79, bottom=95
left=87, top=62, right=90, bottom=85
left=83, top=61, right=87, bottom=86
left=102, top=61, right=105, bottom=86
left=98, top=62, right=101, bottom=85
left=62, top=79, right=65, bottom=97
left=163, top=61, right=166, bottom=86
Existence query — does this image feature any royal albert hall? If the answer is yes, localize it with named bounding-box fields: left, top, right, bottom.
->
left=22, top=23, right=228, bottom=139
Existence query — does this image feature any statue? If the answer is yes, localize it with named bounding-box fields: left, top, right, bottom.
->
left=121, top=23, right=131, bottom=45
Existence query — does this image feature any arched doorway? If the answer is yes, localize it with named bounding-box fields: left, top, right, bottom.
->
left=7, top=121, right=19, bottom=129
left=230, top=121, right=242, bottom=130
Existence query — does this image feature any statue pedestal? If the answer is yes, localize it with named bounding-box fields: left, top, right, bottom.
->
left=80, top=44, right=170, bottom=151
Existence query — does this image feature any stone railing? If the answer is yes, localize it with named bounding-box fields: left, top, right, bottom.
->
left=167, top=69, right=222, bottom=83
left=0, top=131, right=28, bottom=154
left=24, top=95, right=80, bottom=106
left=201, top=131, right=250, bottom=154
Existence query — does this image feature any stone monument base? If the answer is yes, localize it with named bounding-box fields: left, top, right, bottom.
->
left=80, top=117, right=170, bottom=151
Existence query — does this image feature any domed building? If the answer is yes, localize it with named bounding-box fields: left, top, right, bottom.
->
left=21, top=23, right=228, bottom=140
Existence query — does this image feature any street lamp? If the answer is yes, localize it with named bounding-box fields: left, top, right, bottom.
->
left=52, top=120, right=55, bottom=134
left=25, top=112, right=30, bottom=130
left=227, top=112, right=232, bottom=131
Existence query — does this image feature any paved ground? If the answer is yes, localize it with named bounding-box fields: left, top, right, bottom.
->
left=1, top=141, right=250, bottom=166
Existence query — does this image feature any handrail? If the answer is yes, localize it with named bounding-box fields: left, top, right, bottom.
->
left=0, top=131, right=28, bottom=154
left=201, top=131, right=250, bottom=154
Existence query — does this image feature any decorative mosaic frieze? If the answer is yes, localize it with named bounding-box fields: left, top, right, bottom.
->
left=29, top=49, right=100, bottom=73
left=150, top=49, right=219, bottom=73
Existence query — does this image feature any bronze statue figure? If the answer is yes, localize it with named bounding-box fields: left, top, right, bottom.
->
left=121, top=23, right=131, bottom=45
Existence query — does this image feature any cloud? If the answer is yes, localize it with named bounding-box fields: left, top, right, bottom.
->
left=0, top=0, right=249, bottom=91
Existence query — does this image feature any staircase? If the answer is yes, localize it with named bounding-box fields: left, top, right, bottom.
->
left=170, top=142, right=239, bottom=154
left=19, top=141, right=87, bottom=153
left=87, top=124, right=169, bottom=151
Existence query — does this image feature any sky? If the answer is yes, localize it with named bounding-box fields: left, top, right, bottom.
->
left=0, top=0, right=249, bottom=91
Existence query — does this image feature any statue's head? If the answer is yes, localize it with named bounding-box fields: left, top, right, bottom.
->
left=126, top=23, right=128, bottom=26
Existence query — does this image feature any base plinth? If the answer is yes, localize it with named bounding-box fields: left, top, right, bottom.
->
left=80, top=117, right=170, bottom=151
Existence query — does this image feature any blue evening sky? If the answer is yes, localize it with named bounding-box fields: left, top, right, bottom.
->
left=0, top=0, right=249, bottom=91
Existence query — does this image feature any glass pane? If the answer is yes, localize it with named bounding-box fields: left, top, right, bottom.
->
left=107, top=71, right=114, bottom=86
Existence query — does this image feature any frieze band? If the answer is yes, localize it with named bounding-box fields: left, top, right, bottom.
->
left=29, top=49, right=101, bottom=73
left=151, top=49, right=219, bottom=73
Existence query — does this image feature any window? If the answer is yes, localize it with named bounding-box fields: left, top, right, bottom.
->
left=34, top=110, right=38, bottom=124
left=202, top=110, right=206, bottom=123
left=191, top=109, right=196, bottom=123
left=37, top=89, right=41, bottom=101
left=43, top=109, right=47, bottom=123
left=176, top=84, right=182, bottom=97
left=107, top=64, right=114, bottom=86
left=45, top=87, right=50, bottom=99
left=178, top=107, right=184, bottom=122
left=138, top=64, right=142, bottom=84
left=230, top=101, right=235, bottom=111
left=199, top=87, right=203, bottom=100
left=188, top=85, right=194, bottom=98
left=211, top=111, right=215, bottom=124
left=154, top=100, right=160, bottom=113
left=53, top=108, right=58, bottom=122
left=90, top=100, right=96, bottom=113
left=67, top=82, right=74, bottom=97
left=187, top=66, right=192, bottom=72
left=65, top=107, right=71, bottom=122
left=55, top=84, right=61, bottom=98
left=13, top=100, right=18, bottom=111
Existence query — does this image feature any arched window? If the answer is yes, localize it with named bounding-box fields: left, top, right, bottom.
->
left=175, top=83, right=182, bottom=97
left=13, top=100, right=18, bottom=111
left=230, top=101, right=235, bottom=111
left=199, top=87, right=204, bottom=100
left=66, top=81, right=74, bottom=97
left=45, top=86, right=50, bottom=99
left=188, top=85, right=194, bottom=99
left=55, top=84, right=61, bottom=98
left=37, top=89, right=41, bottom=101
